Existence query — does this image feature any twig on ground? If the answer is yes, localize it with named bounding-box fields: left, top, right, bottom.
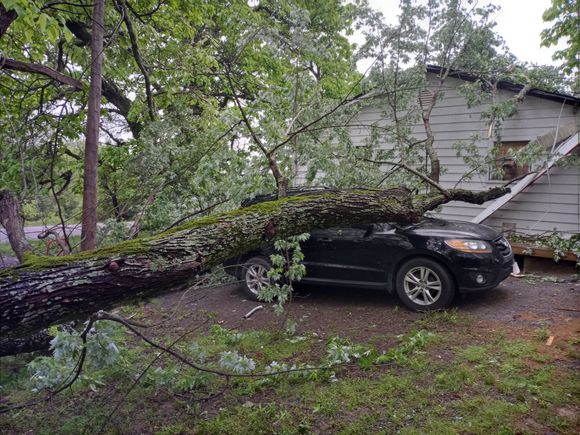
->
left=243, top=305, right=264, bottom=319
left=96, top=318, right=211, bottom=435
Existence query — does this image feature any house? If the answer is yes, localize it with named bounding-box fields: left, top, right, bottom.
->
left=328, top=66, right=580, bottom=240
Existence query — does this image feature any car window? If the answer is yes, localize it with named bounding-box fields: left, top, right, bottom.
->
left=311, top=223, right=394, bottom=238
left=311, top=227, right=366, bottom=239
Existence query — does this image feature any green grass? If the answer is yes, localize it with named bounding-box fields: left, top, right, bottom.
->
left=1, top=312, right=578, bottom=435
left=0, top=242, right=15, bottom=257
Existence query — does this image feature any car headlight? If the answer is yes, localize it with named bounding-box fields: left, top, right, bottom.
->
left=444, top=239, right=492, bottom=253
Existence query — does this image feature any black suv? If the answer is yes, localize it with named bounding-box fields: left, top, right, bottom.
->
left=225, top=218, right=513, bottom=311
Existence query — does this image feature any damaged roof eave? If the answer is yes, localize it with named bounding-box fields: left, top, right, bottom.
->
left=471, top=131, right=580, bottom=225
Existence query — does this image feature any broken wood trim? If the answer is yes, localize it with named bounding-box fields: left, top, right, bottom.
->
left=471, top=131, right=580, bottom=224
left=509, top=242, right=578, bottom=263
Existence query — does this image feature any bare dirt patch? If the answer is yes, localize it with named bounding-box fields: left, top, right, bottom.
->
left=152, top=276, right=579, bottom=342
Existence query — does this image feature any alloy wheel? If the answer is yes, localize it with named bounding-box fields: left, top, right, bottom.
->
left=402, top=266, right=442, bottom=306
left=245, top=263, right=270, bottom=296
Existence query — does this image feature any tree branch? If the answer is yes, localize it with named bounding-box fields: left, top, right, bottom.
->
left=225, top=68, right=288, bottom=195
left=102, top=79, right=142, bottom=137
left=66, top=19, right=143, bottom=137
left=0, top=57, right=83, bottom=90
left=0, top=58, right=142, bottom=137
left=115, top=0, right=156, bottom=121
left=364, top=159, right=450, bottom=196
left=414, top=187, right=510, bottom=214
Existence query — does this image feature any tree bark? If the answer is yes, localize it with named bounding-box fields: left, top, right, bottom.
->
left=0, top=58, right=84, bottom=89
left=0, top=4, right=17, bottom=38
left=80, top=0, right=105, bottom=251
left=0, top=331, right=52, bottom=356
left=0, top=190, right=32, bottom=263
left=0, top=187, right=508, bottom=352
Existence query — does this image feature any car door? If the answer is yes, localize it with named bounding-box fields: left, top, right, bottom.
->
left=300, top=224, right=391, bottom=287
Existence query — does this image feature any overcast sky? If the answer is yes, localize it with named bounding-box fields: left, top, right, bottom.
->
left=364, top=0, right=564, bottom=67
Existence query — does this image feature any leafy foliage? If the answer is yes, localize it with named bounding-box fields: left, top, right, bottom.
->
left=0, top=0, right=573, bottom=245
left=541, top=0, right=580, bottom=78
left=259, top=233, right=309, bottom=315
left=0, top=0, right=365, bottom=233
left=509, top=232, right=580, bottom=265
left=27, top=320, right=126, bottom=392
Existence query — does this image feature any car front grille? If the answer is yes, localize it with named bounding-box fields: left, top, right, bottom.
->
left=493, top=236, right=512, bottom=257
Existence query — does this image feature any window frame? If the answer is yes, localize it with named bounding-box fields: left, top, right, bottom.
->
left=488, top=140, right=531, bottom=182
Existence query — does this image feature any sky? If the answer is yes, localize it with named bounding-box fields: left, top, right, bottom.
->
left=364, top=0, right=564, bottom=67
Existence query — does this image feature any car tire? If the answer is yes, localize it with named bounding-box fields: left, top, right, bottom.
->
left=395, top=257, right=455, bottom=311
left=241, top=256, right=271, bottom=301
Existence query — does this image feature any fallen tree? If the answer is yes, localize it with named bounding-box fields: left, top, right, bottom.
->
left=0, top=187, right=507, bottom=354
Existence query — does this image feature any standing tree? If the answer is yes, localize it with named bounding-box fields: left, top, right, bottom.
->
left=80, top=0, right=105, bottom=251
left=0, top=190, right=31, bottom=262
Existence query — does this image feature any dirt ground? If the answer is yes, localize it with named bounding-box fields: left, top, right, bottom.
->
left=146, top=275, right=580, bottom=346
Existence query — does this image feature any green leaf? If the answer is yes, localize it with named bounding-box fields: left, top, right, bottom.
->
left=37, top=13, right=47, bottom=32
left=46, top=22, right=59, bottom=42
left=63, top=27, right=74, bottom=43
left=23, top=27, right=33, bottom=42
left=1, top=0, right=18, bottom=10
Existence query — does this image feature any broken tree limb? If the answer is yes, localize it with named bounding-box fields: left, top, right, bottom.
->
left=0, top=187, right=508, bottom=352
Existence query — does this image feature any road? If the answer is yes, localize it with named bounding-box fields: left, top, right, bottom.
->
left=0, top=224, right=82, bottom=244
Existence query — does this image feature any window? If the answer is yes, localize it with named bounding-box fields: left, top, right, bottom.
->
left=490, top=141, right=530, bottom=181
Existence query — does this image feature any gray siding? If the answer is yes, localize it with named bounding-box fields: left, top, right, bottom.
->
left=316, top=74, right=580, bottom=237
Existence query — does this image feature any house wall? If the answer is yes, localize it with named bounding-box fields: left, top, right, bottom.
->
left=306, top=74, right=580, bottom=237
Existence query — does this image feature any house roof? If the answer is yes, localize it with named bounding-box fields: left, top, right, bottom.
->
left=426, top=65, right=580, bottom=107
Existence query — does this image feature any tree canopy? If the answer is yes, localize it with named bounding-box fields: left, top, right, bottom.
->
left=1, top=0, right=572, bottom=244
left=0, top=0, right=366, bottom=231
left=541, top=0, right=579, bottom=78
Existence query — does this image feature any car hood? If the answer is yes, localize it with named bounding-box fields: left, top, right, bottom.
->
left=400, top=219, right=501, bottom=241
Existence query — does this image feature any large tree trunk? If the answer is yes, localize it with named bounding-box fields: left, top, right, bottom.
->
left=0, top=187, right=507, bottom=353
left=0, top=190, right=32, bottom=262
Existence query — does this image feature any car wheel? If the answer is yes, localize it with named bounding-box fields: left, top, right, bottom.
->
left=241, top=256, right=271, bottom=301
left=395, top=258, right=455, bottom=311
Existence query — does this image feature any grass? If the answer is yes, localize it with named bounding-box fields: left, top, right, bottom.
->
left=0, top=310, right=578, bottom=434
